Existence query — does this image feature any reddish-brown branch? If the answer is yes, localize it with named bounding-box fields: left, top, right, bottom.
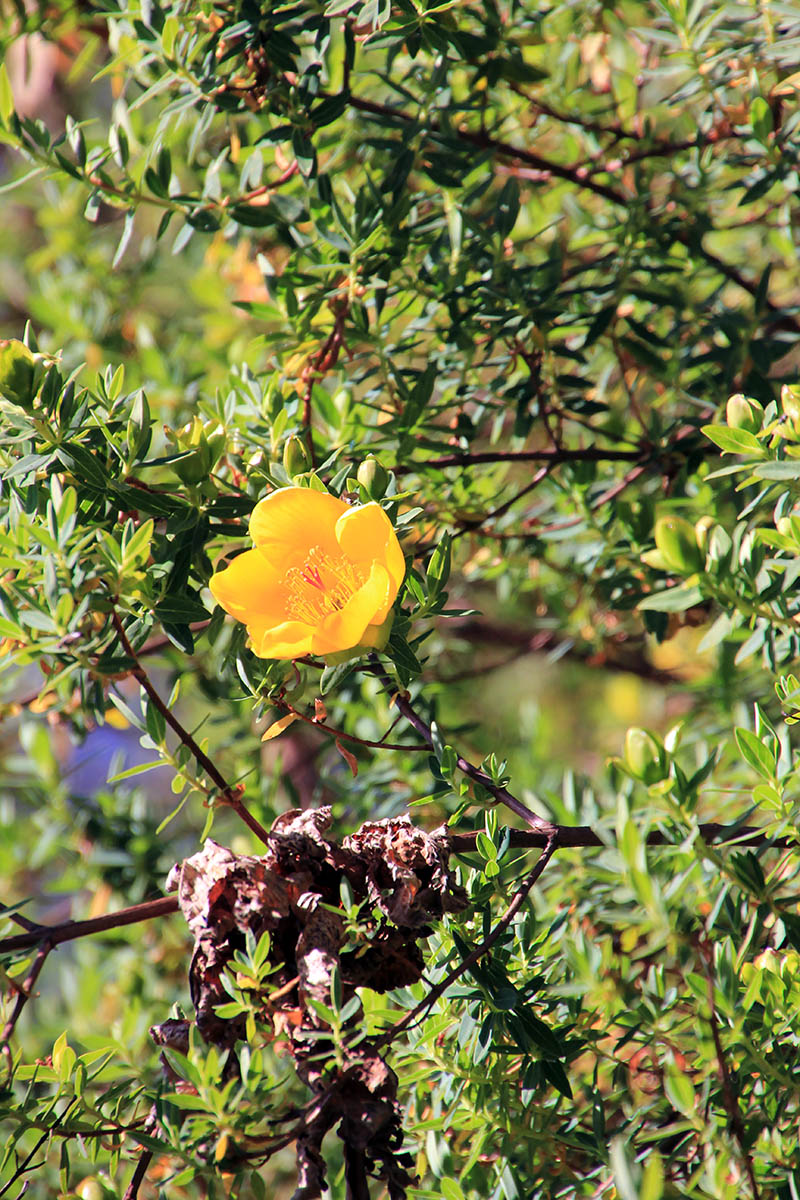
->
left=395, top=445, right=643, bottom=472
left=7, top=621, right=211, bottom=722
left=418, top=422, right=705, bottom=543
left=449, top=824, right=792, bottom=854
left=342, top=93, right=628, bottom=206
left=442, top=619, right=685, bottom=687
left=375, top=834, right=558, bottom=1046
left=452, top=464, right=551, bottom=540
left=368, top=660, right=557, bottom=838
left=1, top=940, right=51, bottom=1055
left=519, top=92, right=635, bottom=141
left=122, top=1148, right=153, bottom=1200
left=111, top=608, right=272, bottom=846
left=300, top=300, right=349, bottom=467
left=276, top=699, right=428, bottom=752
left=0, top=828, right=785, bottom=959
left=339, top=89, right=797, bottom=336
left=235, top=159, right=299, bottom=206
left=0, top=895, right=179, bottom=956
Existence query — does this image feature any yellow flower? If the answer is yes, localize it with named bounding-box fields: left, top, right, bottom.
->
left=209, top=486, right=405, bottom=660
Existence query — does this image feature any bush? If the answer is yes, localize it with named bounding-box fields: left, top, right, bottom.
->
left=2, top=2, right=800, bottom=1197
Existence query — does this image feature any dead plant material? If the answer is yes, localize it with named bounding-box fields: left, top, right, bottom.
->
left=152, top=810, right=468, bottom=1199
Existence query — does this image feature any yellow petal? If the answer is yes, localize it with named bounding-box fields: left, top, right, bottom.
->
left=358, top=613, right=394, bottom=651
left=209, top=549, right=288, bottom=623
left=249, top=487, right=349, bottom=567
left=310, top=562, right=392, bottom=656
left=250, top=618, right=314, bottom=659
left=334, top=501, right=405, bottom=609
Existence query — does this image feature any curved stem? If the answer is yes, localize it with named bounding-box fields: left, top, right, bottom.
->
left=111, top=607, right=272, bottom=846
left=369, top=660, right=557, bottom=837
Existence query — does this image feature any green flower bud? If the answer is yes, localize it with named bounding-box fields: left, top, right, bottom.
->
left=356, top=455, right=389, bottom=498
left=283, top=435, right=311, bottom=478
left=168, top=417, right=215, bottom=484
left=781, top=385, right=800, bottom=433
left=205, top=421, right=227, bottom=462
left=75, top=1179, right=108, bottom=1200
left=0, top=339, right=37, bottom=408
left=624, top=727, right=665, bottom=783
left=654, top=515, right=703, bottom=574
left=726, top=393, right=763, bottom=434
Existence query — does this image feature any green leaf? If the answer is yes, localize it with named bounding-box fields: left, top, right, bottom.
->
left=56, top=442, right=108, bottom=490
left=610, top=1139, right=639, bottom=1200
left=638, top=585, right=704, bottom=613
left=734, top=727, right=777, bottom=780
left=154, top=593, right=210, bottom=623
left=701, top=424, right=765, bottom=457
left=750, top=96, right=772, bottom=143
left=664, top=1065, right=696, bottom=1116
left=751, top=460, right=800, bottom=481
left=427, top=532, right=452, bottom=597
left=0, top=62, right=14, bottom=125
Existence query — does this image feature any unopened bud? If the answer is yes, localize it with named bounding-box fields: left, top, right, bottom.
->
left=75, top=1179, right=107, bottom=1200
left=0, top=339, right=37, bottom=408
left=283, top=435, right=311, bottom=478
left=726, top=393, right=762, bottom=434
left=168, top=417, right=215, bottom=484
left=356, top=455, right=389, bottom=498
left=781, top=385, right=800, bottom=432
left=624, top=727, right=665, bottom=783
left=205, top=421, right=227, bottom=462
left=654, top=515, right=703, bottom=574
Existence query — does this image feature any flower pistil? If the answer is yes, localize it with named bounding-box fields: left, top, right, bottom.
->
left=285, top=547, right=366, bottom=624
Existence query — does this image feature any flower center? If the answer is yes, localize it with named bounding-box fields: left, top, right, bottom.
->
left=285, top=546, right=366, bottom=624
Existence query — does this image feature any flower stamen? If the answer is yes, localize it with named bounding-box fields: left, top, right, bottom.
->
left=285, top=546, right=365, bottom=624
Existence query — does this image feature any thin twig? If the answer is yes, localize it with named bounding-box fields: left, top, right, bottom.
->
left=1, top=941, right=51, bottom=1050
left=368, top=661, right=557, bottom=837
left=340, top=88, right=799, bottom=334
left=275, top=699, right=428, bottom=752
left=448, top=824, right=794, bottom=854
left=452, top=465, right=551, bottom=540
left=341, top=93, right=628, bottom=206
left=0, top=823, right=785, bottom=961
left=0, top=895, right=178, bottom=956
left=374, top=834, right=558, bottom=1046
left=396, top=445, right=644, bottom=471
left=111, top=608, right=272, bottom=846
left=0, top=1130, right=51, bottom=1198
left=122, top=1148, right=153, bottom=1200
left=299, top=300, right=349, bottom=467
